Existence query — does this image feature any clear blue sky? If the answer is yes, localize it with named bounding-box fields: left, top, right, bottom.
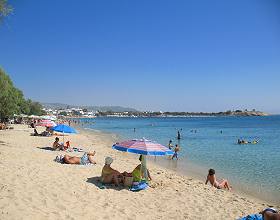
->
left=1, top=0, right=280, bottom=113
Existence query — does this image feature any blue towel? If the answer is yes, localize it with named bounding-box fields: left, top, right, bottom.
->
left=130, top=181, right=149, bottom=192
left=238, top=214, right=263, bottom=220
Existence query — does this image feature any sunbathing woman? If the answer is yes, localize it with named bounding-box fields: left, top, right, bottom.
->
left=205, top=168, right=231, bottom=190
left=62, top=151, right=96, bottom=165
left=261, top=208, right=280, bottom=220
left=101, top=157, right=123, bottom=186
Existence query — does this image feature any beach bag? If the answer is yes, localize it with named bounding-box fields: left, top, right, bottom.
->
left=124, top=176, right=133, bottom=187
left=130, top=181, right=149, bottom=192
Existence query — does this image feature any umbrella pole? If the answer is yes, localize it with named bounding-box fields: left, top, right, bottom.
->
left=141, top=155, right=148, bottom=181
left=63, top=131, right=65, bottom=146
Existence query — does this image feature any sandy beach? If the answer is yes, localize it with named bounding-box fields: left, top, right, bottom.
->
left=0, top=124, right=278, bottom=220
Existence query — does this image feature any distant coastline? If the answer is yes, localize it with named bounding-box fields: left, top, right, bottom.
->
left=64, top=110, right=268, bottom=118
left=42, top=102, right=268, bottom=118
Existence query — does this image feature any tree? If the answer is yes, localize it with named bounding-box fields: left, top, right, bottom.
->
left=28, top=100, right=44, bottom=115
left=59, top=111, right=68, bottom=116
left=0, top=68, right=45, bottom=122
left=0, top=68, right=20, bottom=121
left=0, top=0, right=13, bottom=22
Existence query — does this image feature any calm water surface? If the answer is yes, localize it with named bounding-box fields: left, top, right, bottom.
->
left=78, top=116, right=280, bottom=203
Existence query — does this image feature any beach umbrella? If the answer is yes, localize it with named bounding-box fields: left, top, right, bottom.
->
left=37, top=119, right=57, bottom=127
left=112, top=139, right=173, bottom=180
left=51, top=124, right=77, bottom=144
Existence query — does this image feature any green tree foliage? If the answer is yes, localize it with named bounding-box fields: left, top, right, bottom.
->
left=59, top=111, right=68, bottom=116
left=27, top=99, right=44, bottom=115
left=0, top=0, right=13, bottom=22
left=0, top=68, right=44, bottom=121
left=0, top=68, right=18, bottom=121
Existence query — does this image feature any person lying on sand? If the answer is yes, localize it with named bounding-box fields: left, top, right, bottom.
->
left=61, top=151, right=96, bottom=165
left=53, top=137, right=64, bottom=150
left=260, top=208, right=280, bottom=220
left=239, top=208, right=280, bottom=220
left=101, top=157, right=123, bottom=186
left=205, top=168, right=231, bottom=190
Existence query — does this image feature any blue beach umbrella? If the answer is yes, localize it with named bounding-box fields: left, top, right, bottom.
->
left=51, top=124, right=77, bottom=144
left=112, top=139, right=173, bottom=180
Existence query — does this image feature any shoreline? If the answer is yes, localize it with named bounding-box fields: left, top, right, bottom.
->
left=0, top=124, right=278, bottom=220
left=78, top=125, right=279, bottom=205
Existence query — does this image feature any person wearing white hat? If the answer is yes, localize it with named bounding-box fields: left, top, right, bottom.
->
left=101, top=157, right=123, bottom=186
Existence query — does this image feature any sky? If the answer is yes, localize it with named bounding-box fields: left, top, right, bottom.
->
left=0, top=0, right=280, bottom=113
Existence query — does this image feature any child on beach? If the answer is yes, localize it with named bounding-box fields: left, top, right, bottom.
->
left=205, top=169, right=231, bottom=190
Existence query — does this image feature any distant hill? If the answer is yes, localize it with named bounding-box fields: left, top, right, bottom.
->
left=41, top=103, right=138, bottom=112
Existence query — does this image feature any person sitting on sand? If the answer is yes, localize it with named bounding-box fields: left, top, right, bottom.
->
left=101, top=157, right=123, bottom=186
left=61, top=151, right=96, bottom=165
left=122, top=155, right=152, bottom=182
left=40, top=127, right=52, bottom=137
left=34, top=128, right=39, bottom=136
left=53, top=137, right=64, bottom=150
left=132, top=155, right=152, bottom=182
left=205, top=168, right=231, bottom=190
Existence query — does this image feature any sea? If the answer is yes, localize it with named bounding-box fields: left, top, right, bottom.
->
left=77, top=116, right=280, bottom=204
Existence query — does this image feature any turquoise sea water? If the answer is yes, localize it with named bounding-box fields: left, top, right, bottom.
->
left=78, top=116, right=280, bottom=203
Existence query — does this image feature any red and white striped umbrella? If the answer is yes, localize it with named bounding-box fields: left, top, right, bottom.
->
left=37, top=119, right=56, bottom=127
left=113, top=139, right=173, bottom=156
left=113, top=139, right=173, bottom=181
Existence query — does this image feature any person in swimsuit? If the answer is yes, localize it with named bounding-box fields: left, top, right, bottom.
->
left=205, top=168, right=231, bottom=190
left=168, top=140, right=173, bottom=150
left=177, top=130, right=181, bottom=140
left=121, top=155, right=152, bottom=182
left=62, top=151, right=96, bottom=165
left=260, top=208, right=280, bottom=220
left=53, top=137, right=64, bottom=150
left=132, top=155, right=152, bottom=182
left=172, top=144, right=180, bottom=160
left=101, top=157, right=123, bottom=186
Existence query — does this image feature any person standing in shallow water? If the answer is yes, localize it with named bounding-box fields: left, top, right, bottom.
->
left=172, top=144, right=180, bottom=160
left=168, top=140, right=173, bottom=150
left=177, top=130, right=181, bottom=140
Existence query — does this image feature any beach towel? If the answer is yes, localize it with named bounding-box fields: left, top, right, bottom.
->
left=38, top=146, right=83, bottom=152
left=238, top=214, right=262, bottom=220
left=130, top=181, right=149, bottom=192
left=97, top=181, right=107, bottom=189
left=67, top=147, right=84, bottom=152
